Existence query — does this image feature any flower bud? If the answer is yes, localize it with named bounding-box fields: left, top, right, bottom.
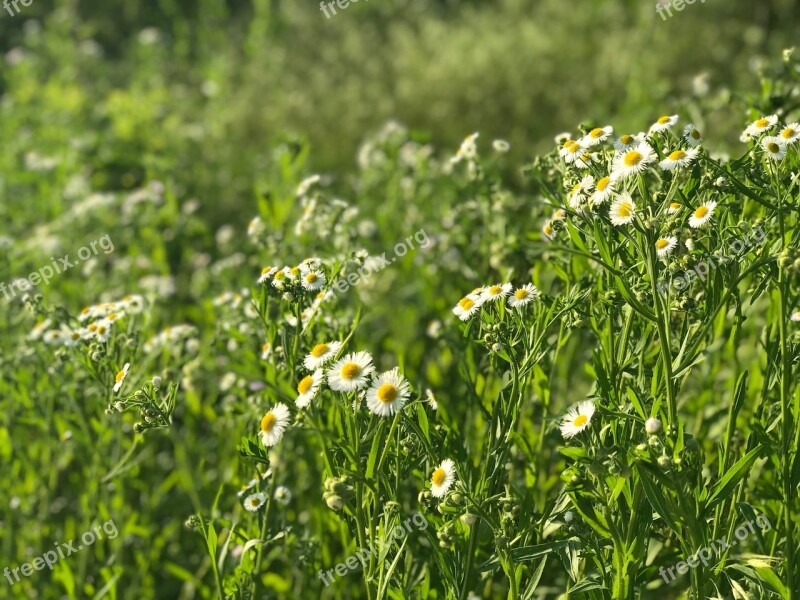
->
left=645, top=418, right=662, bottom=434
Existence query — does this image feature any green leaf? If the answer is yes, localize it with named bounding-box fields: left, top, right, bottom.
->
left=704, top=445, right=764, bottom=512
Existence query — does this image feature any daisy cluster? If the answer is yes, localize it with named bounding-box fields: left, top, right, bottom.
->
left=142, top=324, right=199, bottom=353
left=740, top=114, right=800, bottom=159
left=452, top=282, right=540, bottom=321
left=30, top=294, right=145, bottom=346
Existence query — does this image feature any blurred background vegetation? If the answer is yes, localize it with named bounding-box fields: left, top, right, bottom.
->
left=1, top=0, right=798, bottom=229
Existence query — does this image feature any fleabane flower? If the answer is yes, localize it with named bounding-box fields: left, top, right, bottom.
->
left=611, top=142, right=656, bottom=181
left=659, top=147, right=700, bottom=171
left=508, top=284, right=539, bottom=309
left=779, top=123, right=800, bottom=145
left=260, top=342, right=272, bottom=360
left=430, top=459, right=456, bottom=498
left=243, top=492, right=267, bottom=512
left=296, top=370, right=323, bottom=409
left=303, top=341, right=343, bottom=370
left=327, top=351, right=375, bottom=392
left=762, top=136, right=787, bottom=161
left=590, top=176, right=615, bottom=205
left=259, top=403, right=291, bottom=447
left=745, top=114, right=778, bottom=137
left=609, top=194, right=636, bottom=226
left=667, top=202, right=682, bottom=214
left=791, top=312, right=800, bottom=322
left=683, top=124, right=703, bottom=147
left=301, top=269, right=326, bottom=291
left=453, top=293, right=483, bottom=321
left=481, top=283, right=513, bottom=303
left=365, top=368, right=410, bottom=417
left=614, top=134, right=640, bottom=152
left=580, top=126, right=613, bottom=147
left=258, top=266, right=278, bottom=284
left=562, top=141, right=584, bottom=164
left=113, top=363, right=130, bottom=393
left=649, top=114, right=679, bottom=134
left=655, top=236, right=678, bottom=258
left=567, top=176, right=594, bottom=208
left=688, top=201, right=717, bottom=228
left=560, top=400, right=596, bottom=439
left=558, top=139, right=577, bottom=158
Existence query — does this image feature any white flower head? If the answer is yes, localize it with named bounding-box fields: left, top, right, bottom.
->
left=611, top=142, right=656, bottom=181
left=113, top=362, right=130, bottom=393
left=303, top=341, right=343, bottom=370
left=259, top=403, right=291, bottom=447
left=609, top=194, right=636, bottom=226
left=481, top=283, right=513, bottom=303
left=762, top=136, right=787, bottom=161
left=453, top=293, right=484, bottom=321
left=649, top=114, right=679, bottom=134
left=327, top=351, right=375, bottom=392
left=683, top=124, right=703, bottom=147
left=243, top=492, right=267, bottom=512
left=580, top=126, right=614, bottom=147
left=655, top=236, right=678, bottom=258
left=560, top=400, right=596, bottom=439
left=365, top=368, right=410, bottom=417
left=508, top=284, right=539, bottom=309
left=430, top=459, right=456, bottom=498
left=745, top=114, right=778, bottom=137
left=296, top=370, right=324, bottom=409
left=659, top=147, right=700, bottom=171
left=688, top=201, right=717, bottom=228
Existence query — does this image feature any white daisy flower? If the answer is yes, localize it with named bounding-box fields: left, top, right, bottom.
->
left=613, top=134, right=640, bottom=152
left=580, top=126, right=613, bottom=147
left=243, top=492, right=267, bottom=512
left=430, top=459, right=456, bottom=498
left=300, top=269, right=326, bottom=291
left=296, top=370, right=323, bottom=409
left=259, top=403, right=291, bottom=447
left=562, top=141, right=584, bottom=164
left=327, top=351, right=375, bottom=392
left=567, top=175, right=594, bottom=208
left=791, top=312, right=800, bottom=322
left=655, top=236, right=678, bottom=258
left=271, top=268, right=289, bottom=290
left=762, top=136, right=787, bottom=161
left=552, top=208, right=567, bottom=221
left=560, top=400, right=596, bottom=439
left=453, top=293, right=484, bottom=321
left=609, top=194, right=636, bottom=226
left=573, top=151, right=597, bottom=169
left=688, top=201, right=717, bottom=228
left=590, top=176, right=615, bottom=205
left=542, top=221, right=556, bottom=241
left=779, top=123, right=800, bottom=145
left=113, top=363, right=130, bottom=393
left=558, top=139, right=577, bottom=158
left=666, top=202, right=682, bottom=214
left=492, top=139, right=510, bottom=153
left=507, top=283, right=539, bottom=309
left=683, top=124, right=703, bottom=147
left=425, top=388, right=438, bottom=411
left=452, top=132, right=479, bottom=163
left=649, top=114, right=679, bottom=134
left=303, top=341, right=343, bottom=370
left=610, top=142, right=656, bottom=181
left=659, top=147, right=700, bottom=171
left=258, top=266, right=278, bottom=284
left=481, top=283, right=513, bottom=303
left=260, top=342, right=272, bottom=360
left=365, top=368, right=410, bottom=417
left=237, top=478, right=259, bottom=497
left=745, top=115, right=778, bottom=137
left=274, top=486, right=292, bottom=506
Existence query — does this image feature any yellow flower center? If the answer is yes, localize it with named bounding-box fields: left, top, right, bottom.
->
left=596, top=177, right=610, bottom=191
left=658, top=116, right=671, bottom=125
left=290, top=267, right=300, bottom=276
left=768, top=143, right=780, bottom=154
left=656, top=239, right=670, bottom=250
left=71, top=333, right=80, bottom=341
left=261, top=266, right=272, bottom=275
left=623, top=151, right=643, bottom=167
left=690, top=129, right=701, bottom=139
left=589, top=128, right=604, bottom=139
left=377, top=384, right=398, bottom=403
left=297, top=375, right=314, bottom=394
left=694, top=206, right=709, bottom=219
left=311, top=343, right=329, bottom=357
left=620, top=135, right=634, bottom=145
left=554, top=209, right=565, bottom=219
left=341, top=362, right=361, bottom=380
left=756, top=118, right=770, bottom=128
left=670, top=202, right=681, bottom=210
left=573, top=414, right=589, bottom=427
left=668, top=150, right=686, bottom=161
left=432, top=468, right=446, bottom=486
left=514, top=289, right=529, bottom=300
left=488, top=285, right=503, bottom=295
left=81, top=307, right=90, bottom=315
left=262, top=343, right=270, bottom=352
left=570, top=183, right=581, bottom=196
left=459, top=297, right=475, bottom=310
left=543, top=224, right=553, bottom=235
left=618, top=202, right=632, bottom=218
left=306, top=273, right=318, bottom=283
left=562, top=139, right=575, bottom=149
left=115, top=369, right=126, bottom=383
left=568, top=142, right=581, bottom=153
left=782, top=128, right=796, bottom=139
left=88, top=324, right=97, bottom=332
left=260, top=413, right=276, bottom=433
